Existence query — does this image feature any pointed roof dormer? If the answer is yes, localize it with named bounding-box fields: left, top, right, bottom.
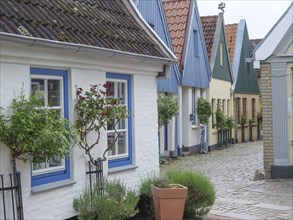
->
left=201, top=13, right=233, bottom=83
left=163, top=0, right=211, bottom=88
left=226, top=20, right=259, bottom=94
left=254, top=2, right=293, bottom=65
left=135, top=0, right=181, bottom=93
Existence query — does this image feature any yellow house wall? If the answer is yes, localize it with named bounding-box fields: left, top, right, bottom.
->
left=234, top=93, right=260, bottom=143
left=207, top=78, right=233, bottom=147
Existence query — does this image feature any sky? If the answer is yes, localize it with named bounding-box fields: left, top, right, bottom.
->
left=197, top=0, right=292, bottom=39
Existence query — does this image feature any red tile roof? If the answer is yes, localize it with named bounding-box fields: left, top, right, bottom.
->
left=225, top=23, right=238, bottom=65
left=163, top=0, right=191, bottom=63
left=200, top=15, right=218, bottom=60
left=0, top=0, right=167, bottom=58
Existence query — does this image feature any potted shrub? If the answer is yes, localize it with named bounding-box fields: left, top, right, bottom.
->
left=151, top=178, right=188, bottom=220
left=166, top=170, right=215, bottom=219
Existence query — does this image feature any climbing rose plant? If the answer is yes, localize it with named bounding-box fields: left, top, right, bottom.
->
left=75, top=84, right=128, bottom=165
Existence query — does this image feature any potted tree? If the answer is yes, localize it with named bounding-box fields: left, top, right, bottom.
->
left=157, top=94, right=179, bottom=155
left=257, top=106, right=262, bottom=140
left=196, top=98, right=212, bottom=153
left=249, top=118, right=255, bottom=142
left=74, top=84, right=128, bottom=165
left=0, top=91, right=76, bottom=177
left=226, top=116, right=235, bottom=144
left=215, top=104, right=227, bottom=148
left=0, top=91, right=76, bottom=219
left=240, top=116, right=247, bottom=142
left=151, top=178, right=188, bottom=220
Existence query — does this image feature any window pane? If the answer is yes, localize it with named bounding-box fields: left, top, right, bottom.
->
left=31, top=79, right=45, bottom=105
left=49, top=156, right=62, bottom=167
left=48, top=80, right=61, bottom=106
left=107, top=132, right=116, bottom=156
left=106, top=82, right=115, bottom=98
left=107, top=119, right=115, bottom=131
left=33, top=162, right=47, bottom=170
left=118, top=119, right=125, bottom=130
left=117, top=82, right=126, bottom=105
left=118, top=132, right=126, bottom=154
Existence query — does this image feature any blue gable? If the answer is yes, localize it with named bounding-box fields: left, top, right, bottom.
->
left=181, top=2, right=211, bottom=88
left=136, top=0, right=180, bottom=93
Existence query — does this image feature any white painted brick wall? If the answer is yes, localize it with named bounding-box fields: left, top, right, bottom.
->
left=0, top=40, right=160, bottom=219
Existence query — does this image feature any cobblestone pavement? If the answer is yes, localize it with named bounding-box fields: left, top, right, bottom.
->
left=160, top=141, right=293, bottom=220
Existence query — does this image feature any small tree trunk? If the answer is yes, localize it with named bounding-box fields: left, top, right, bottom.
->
left=12, top=155, right=20, bottom=220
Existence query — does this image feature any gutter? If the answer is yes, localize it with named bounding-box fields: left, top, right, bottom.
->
left=0, top=32, right=178, bottom=67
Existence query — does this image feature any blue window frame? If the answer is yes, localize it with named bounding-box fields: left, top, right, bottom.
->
left=106, top=73, right=132, bottom=168
left=30, top=67, right=70, bottom=187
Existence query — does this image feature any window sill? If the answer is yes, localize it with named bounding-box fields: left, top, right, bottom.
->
left=108, top=165, right=138, bottom=175
left=191, top=125, right=200, bottom=129
left=212, top=129, right=218, bottom=134
left=31, top=179, right=76, bottom=193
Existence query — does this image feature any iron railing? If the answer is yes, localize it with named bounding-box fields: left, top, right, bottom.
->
left=86, top=159, right=104, bottom=197
left=0, top=172, right=24, bottom=220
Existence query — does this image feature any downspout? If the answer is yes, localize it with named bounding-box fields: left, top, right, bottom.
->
left=233, top=91, right=238, bottom=144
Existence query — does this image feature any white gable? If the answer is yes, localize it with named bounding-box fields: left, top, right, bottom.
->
left=254, top=3, right=293, bottom=63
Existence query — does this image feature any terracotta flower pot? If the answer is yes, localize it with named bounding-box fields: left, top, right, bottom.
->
left=151, top=184, right=188, bottom=220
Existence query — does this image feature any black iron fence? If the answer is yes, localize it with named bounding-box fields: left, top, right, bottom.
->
left=86, top=159, right=104, bottom=197
left=0, top=172, right=24, bottom=220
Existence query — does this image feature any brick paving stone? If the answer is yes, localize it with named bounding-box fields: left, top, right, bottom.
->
left=161, top=141, right=293, bottom=220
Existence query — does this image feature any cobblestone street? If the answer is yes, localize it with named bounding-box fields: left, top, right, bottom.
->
left=161, top=141, right=293, bottom=220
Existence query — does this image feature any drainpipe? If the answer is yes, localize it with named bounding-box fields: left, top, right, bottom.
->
left=233, top=91, right=238, bottom=144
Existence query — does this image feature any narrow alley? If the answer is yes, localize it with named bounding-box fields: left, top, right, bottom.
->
left=161, top=141, right=293, bottom=219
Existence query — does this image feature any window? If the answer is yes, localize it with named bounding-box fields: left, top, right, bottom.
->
left=30, top=68, right=69, bottom=187
left=222, top=99, right=226, bottom=115
left=220, top=42, right=223, bottom=66
left=227, top=99, right=230, bottom=116
left=212, top=99, right=215, bottom=128
left=251, top=98, right=256, bottom=120
left=193, top=30, right=199, bottom=56
left=242, top=98, right=247, bottom=119
left=106, top=73, right=132, bottom=168
left=245, top=60, right=250, bottom=75
left=236, top=97, right=241, bottom=124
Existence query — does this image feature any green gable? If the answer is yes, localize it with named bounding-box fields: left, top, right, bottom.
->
left=212, top=22, right=233, bottom=83
left=234, top=23, right=260, bottom=94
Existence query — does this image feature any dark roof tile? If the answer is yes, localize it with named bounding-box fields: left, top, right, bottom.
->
left=0, top=0, right=167, bottom=58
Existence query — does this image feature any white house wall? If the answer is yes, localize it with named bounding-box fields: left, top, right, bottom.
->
left=0, top=40, right=160, bottom=219
left=181, top=86, right=204, bottom=149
